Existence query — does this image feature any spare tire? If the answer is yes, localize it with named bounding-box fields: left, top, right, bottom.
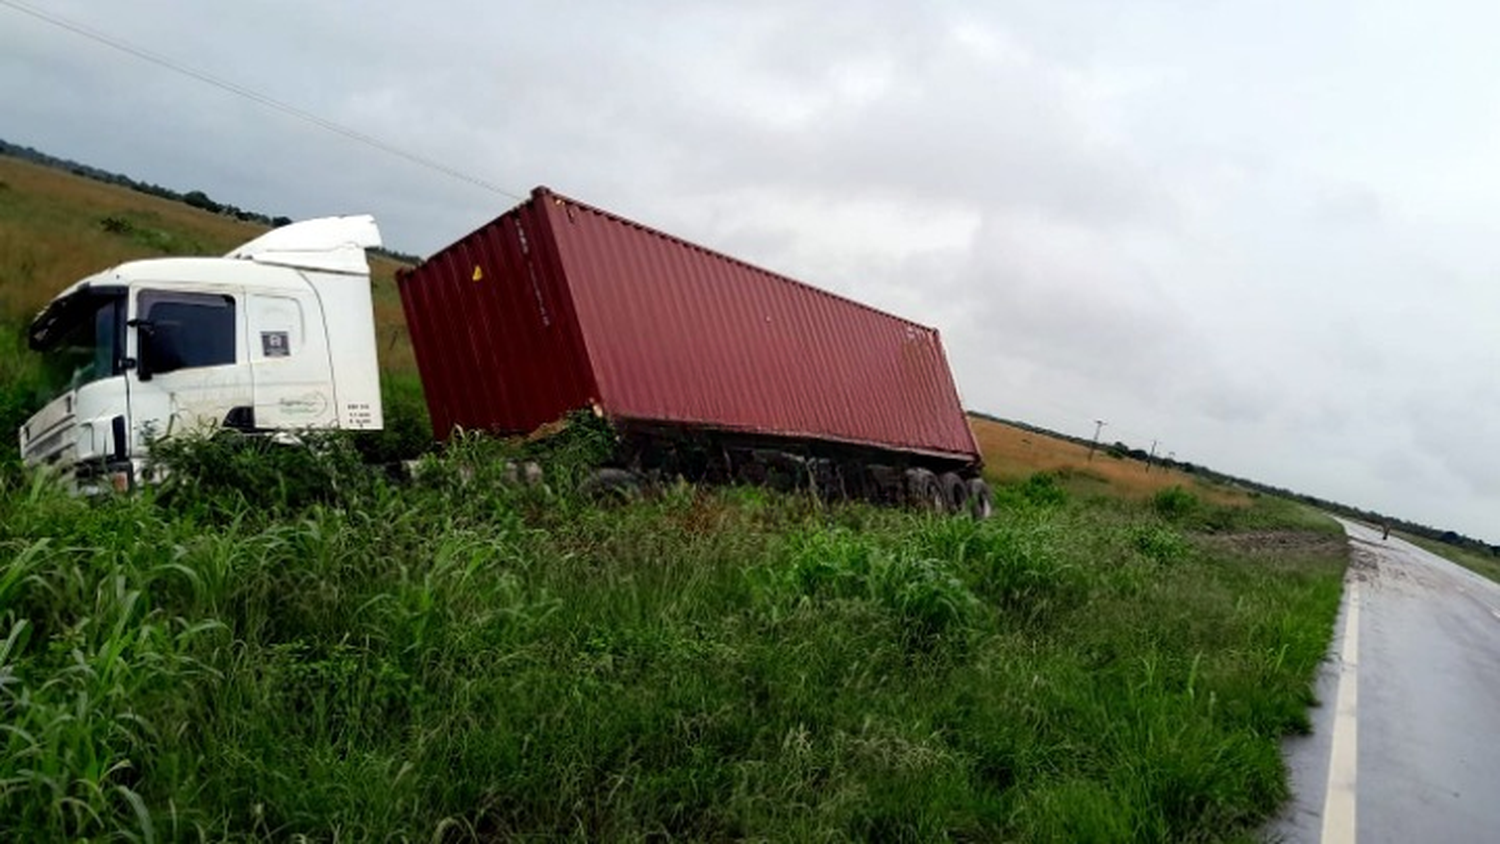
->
left=904, top=468, right=945, bottom=512
left=966, top=478, right=994, bottom=520
left=938, top=472, right=968, bottom=514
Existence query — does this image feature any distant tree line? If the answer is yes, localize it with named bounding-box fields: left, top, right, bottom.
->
left=0, top=138, right=418, bottom=265
left=967, top=411, right=1499, bottom=557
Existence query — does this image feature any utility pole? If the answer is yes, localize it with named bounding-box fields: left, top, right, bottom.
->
left=1146, top=439, right=1158, bottom=473
left=1088, top=419, right=1106, bottom=461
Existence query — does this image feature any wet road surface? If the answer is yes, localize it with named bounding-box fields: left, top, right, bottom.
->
left=1269, top=519, right=1500, bottom=843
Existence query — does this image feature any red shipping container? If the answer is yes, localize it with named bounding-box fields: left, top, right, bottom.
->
left=397, top=187, right=980, bottom=466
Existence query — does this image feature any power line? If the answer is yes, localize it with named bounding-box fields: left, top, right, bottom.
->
left=0, top=0, right=526, bottom=201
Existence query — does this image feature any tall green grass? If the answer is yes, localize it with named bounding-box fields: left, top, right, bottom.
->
left=0, top=322, right=45, bottom=487
left=0, top=444, right=1346, bottom=842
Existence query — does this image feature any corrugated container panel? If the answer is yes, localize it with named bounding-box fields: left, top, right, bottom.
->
left=536, top=189, right=978, bottom=460
left=400, top=187, right=979, bottom=463
left=397, top=200, right=596, bottom=439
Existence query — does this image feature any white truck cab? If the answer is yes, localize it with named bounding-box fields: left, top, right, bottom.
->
left=19, top=216, right=385, bottom=491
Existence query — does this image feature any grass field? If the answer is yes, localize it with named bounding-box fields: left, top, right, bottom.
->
left=0, top=433, right=1346, bottom=842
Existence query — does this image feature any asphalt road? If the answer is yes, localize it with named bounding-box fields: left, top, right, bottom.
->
left=1268, top=518, right=1500, bottom=843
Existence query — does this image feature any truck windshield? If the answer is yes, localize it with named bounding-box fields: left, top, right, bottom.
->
left=30, top=291, right=125, bottom=403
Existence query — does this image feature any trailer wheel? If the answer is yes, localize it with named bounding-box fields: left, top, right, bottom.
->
left=938, top=472, right=968, bottom=514
left=808, top=458, right=842, bottom=501
left=966, top=478, right=994, bottom=520
left=579, top=467, right=642, bottom=504
left=764, top=452, right=805, bottom=493
left=904, top=468, right=944, bottom=512
left=859, top=464, right=896, bottom=504
left=733, top=454, right=766, bottom=487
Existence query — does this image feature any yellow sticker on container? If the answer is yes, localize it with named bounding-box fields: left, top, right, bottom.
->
left=472, top=265, right=484, bottom=282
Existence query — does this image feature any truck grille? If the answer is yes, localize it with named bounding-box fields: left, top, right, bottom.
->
left=23, top=425, right=72, bottom=466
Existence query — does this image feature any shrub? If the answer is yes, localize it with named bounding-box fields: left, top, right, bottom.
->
left=995, top=472, right=1069, bottom=509
left=525, top=409, right=616, bottom=483
left=1132, top=524, right=1192, bottom=564
left=770, top=526, right=979, bottom=640
left=0, top=322, right=43, bottom=470
left=963, top=521, right=1084, bottom=622
left=148, top=428, right=374, bottom=515
left=352, top=373, right=433, bottom=464
left=1153, top=486, right=1200, bottom=521
left=98, top=214, right=132, bottom=234
left=869, top=554, right=980, bottom=638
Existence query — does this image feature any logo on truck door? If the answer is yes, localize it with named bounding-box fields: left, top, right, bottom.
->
left=278, top=391, right=329, bottom=416
left=261, top=331, right=290, bottom=357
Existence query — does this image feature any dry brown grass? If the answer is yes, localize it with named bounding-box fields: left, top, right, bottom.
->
left=0, top=154, right=415, bottom=371
left=969, top=415, right=1247, bottom=505
left=0, top=157, right=249, bottom=316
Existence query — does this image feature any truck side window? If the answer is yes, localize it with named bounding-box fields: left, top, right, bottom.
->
left=138, top=291, right=236, bottom=375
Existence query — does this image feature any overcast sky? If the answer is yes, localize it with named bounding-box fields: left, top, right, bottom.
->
left=3, top=1, right=1496, bottom=542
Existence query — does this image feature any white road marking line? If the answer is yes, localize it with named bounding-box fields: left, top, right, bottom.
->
left=1322, top=577, right=1360, bottom=844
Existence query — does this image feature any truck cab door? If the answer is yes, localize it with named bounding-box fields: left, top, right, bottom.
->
left=247, top=291, right=337, bottom=428
left=126, top=287, right=251, bottom=460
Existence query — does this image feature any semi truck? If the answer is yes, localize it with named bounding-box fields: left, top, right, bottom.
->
left=19, top=187, right=991, bottom=516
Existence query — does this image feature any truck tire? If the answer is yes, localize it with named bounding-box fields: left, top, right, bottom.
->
left=905, top=468, right=944, bottom=512
left=765, top=451, right=805, bottom=493
left=966, top=478, right=994, bottom=520
left=860, top=464, right=897, bottom=504
left=579, top=467, right=642, bottom=503
left=808, top=458, right=842, bottom=501
left=938, top=472, right=968, bottom=514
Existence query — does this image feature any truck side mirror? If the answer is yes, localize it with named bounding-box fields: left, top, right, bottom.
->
left=127, top=318, right=155, bottom=381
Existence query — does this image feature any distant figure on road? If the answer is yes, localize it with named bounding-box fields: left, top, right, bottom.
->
left=1381, top=522, right=1390, bottom=541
